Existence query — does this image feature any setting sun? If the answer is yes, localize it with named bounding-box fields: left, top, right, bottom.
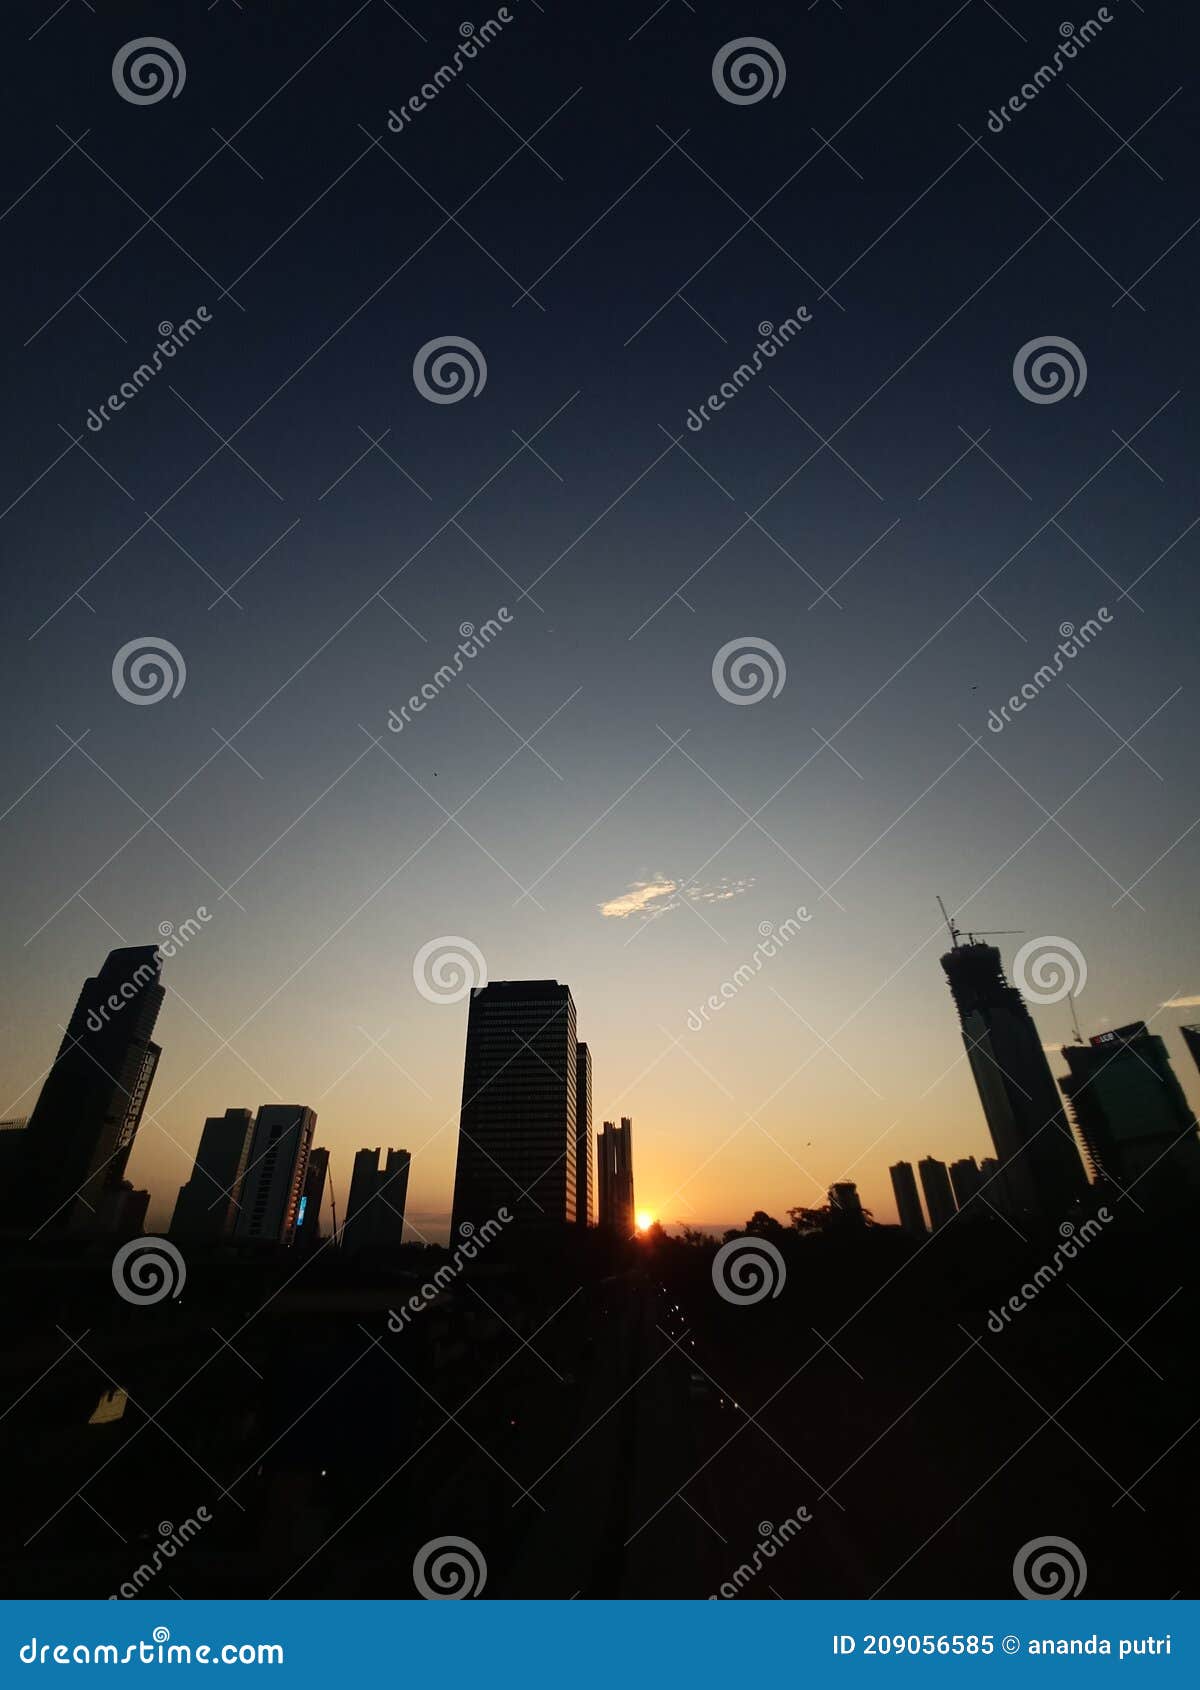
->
left=635, top=1210, right=654, bottom=1232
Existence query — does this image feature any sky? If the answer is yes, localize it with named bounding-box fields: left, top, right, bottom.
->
left=1, top=0, right=1198, bottom=1240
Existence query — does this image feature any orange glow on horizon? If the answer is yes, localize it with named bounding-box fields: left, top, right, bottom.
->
left=635, top=1209, right=654, bottom=1232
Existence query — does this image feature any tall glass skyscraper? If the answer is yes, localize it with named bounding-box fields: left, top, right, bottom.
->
left=1059, top=1021, right=1200, bottom=1207
left=450, top=980, right=577, bottom=1243
left=598, top=1116, right=635, bottom=1235
left=233, top=1105, right=316, bottom=1245
left=21, top=946, right=164, bottom=1232
left=575, top=1041, right=593, bottom=1228
left=940, top=938, right=1087, bottom=1218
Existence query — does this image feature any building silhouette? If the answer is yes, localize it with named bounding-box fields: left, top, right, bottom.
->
left=1059, top=1022, right=1200, bottom=1207
left=343, top=1146, right=410, bottom=1253
left=828, top=1181, right=866, bottom=1229
left=918, top=1156, right=957, bottom=1230
left=170, top=1108, right=254, bottom=1243
left=451, top=980, right=578, bottom=1242
left=889, top=1160, right=927, bottom=1236
left=575, top=1042, right=593, bottom=1228
left=949, top=1156, right=983, bottom=1211
left=940, top=936, right=1087, bottom=1217
left=294, top=1146, right=329, bottom=1252
left=1179, top=1023, right=1200, bottom=1079
left=598, top=1116, right=635, bottom=1234
left=233, top=1106, right=316, bottom=1245
left=21, top=947, right=164, bottom=1231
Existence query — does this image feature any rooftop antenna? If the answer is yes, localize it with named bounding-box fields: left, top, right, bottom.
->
left=1068, top=989, right=1085, bottom=1044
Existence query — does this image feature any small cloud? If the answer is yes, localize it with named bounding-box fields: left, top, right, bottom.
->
left=599, top=875, right=754, bottom=920
left=1161, top=994, right=1200, bottom=1009
left=600, top=879, right=678, bottom=920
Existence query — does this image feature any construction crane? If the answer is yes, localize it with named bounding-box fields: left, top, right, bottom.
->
left=936, top=896, right=1024, bottom=949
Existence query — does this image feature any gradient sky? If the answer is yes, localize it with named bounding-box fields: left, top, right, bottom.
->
left=2, top=0, right=1198, bottom=1239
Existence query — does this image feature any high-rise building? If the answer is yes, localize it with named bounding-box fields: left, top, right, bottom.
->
left=575, top=1042, right=593, bottom=1228
left=294, top=1146, right=329, bottom=1252
left=940, top=936, right=1087, bottom=1217
left=598, top=1117, right=635, bottom=1235
left=1059, top=1022, right=1200, bottom=1207
left=949, top=1156, right=983, bottom=1211
left=343, top=1146, right=410, bottom=1253
left=233, top=1106, right=316, bottom=1245
left=170, top=1108, right=254, bottom=1242
left=828, top=1181, right=866, bottom=1229
left=1179, top=1023, right=1200, bottom=1079
left=21, top=947, right=164, bottom=1231
left=451, top=981, right=577, bottom=1242
left=889, top=1161, right=927, bottom=1236
left=918, top=1156, right=957, bottom=1231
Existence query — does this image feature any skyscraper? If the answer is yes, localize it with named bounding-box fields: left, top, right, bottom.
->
left=170, top=1108, right=254, bottom=1242
left=233, top=1106, right=316, bottom=1245
left=918, top=1156, right=957, bottom=1231
left=598, top=1116, right=635, bottom=1235
left=575, top=1042, right=593, bottom=1228
left=1179, top=1023, right=1200, bottom=1079
left=21, top=947, right=164, bottom=1231
left=949, top=1156, right=983, bottom=1211
left=451, top=981, right=577, bottom=1242
left=1059, top=1022, right=1200, bottom=1207
left=940, top=935, right=1087, bottom=1217
left=294, top=1146, right=329, bottom=1252
left=343, top=1146, right=410, bottom=1253
left=889, top=1161, right=927, bottom=1236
